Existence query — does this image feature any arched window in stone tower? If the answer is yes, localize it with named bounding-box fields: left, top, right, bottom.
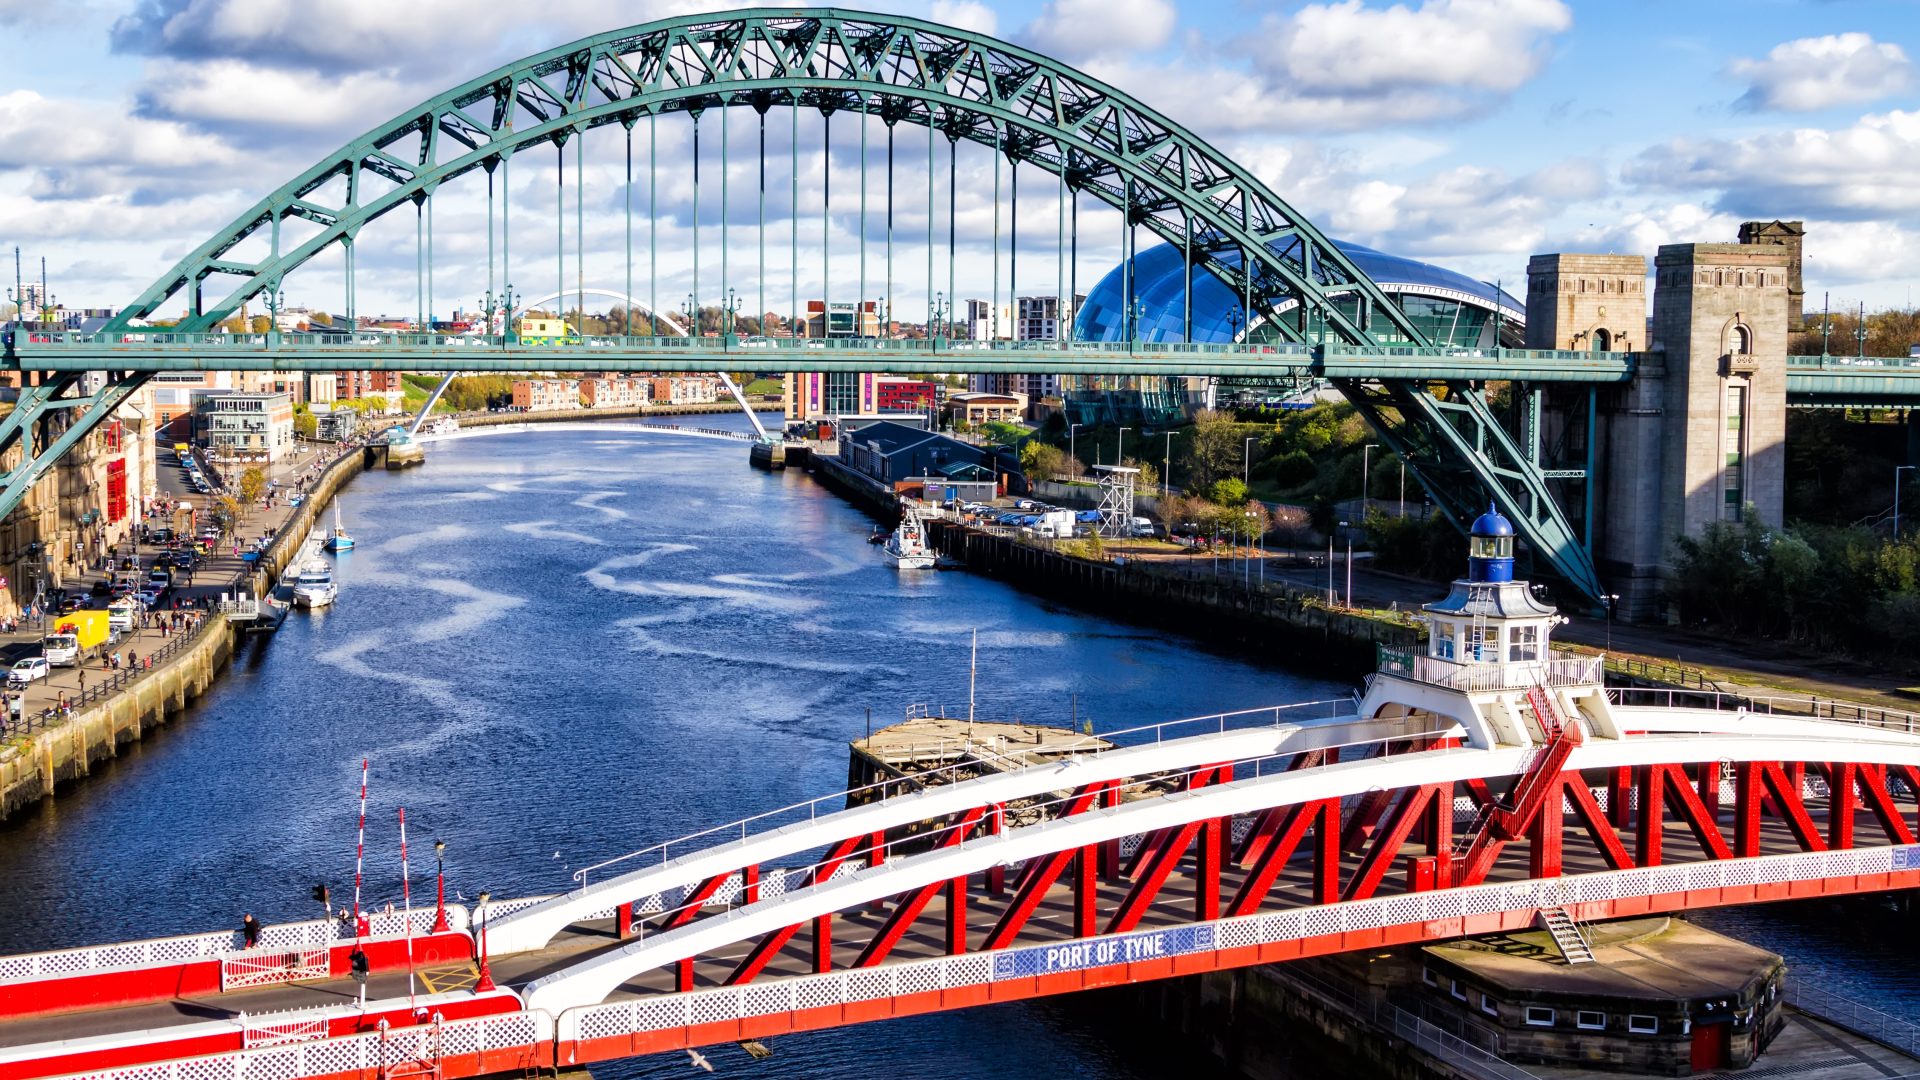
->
left=1731, top=324, right=1752, bottom=355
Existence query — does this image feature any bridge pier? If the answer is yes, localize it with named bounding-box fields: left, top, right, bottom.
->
left=1528, top=238, right=1792, bottom=621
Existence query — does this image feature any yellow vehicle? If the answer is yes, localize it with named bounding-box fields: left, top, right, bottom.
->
left=515, top=316, right=581, bottom=346
left=173, top=442, right=191, bottom=459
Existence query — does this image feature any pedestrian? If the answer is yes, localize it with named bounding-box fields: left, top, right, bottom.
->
left=128, top=650, right=137, bottom=669
left=78, top=668, right=85, bottom=692
left=242, top=913, right=260, bottom=948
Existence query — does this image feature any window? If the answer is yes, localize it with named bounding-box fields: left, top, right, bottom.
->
left=1450, top=979, right=1468, bottom=1002
left=1509, top=625, right=1540, bottom=662
left=1434, top=623, right=1456, bottom=661
left=1480, top=993, right=1499, bottom=1017
left=1525, top=1007, right=1556, bottom=1027
left=1627, top=1015, right=1658, bottom=1034
left=1731, top=325, right=1752, bottom=355
left=1577, top=1011, right=1606, bottom=1030
left=1422, top=967, right=1439, bottom=987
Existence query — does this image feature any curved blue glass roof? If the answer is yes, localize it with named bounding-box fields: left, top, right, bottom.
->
left=1072, top=239, right=1523, bottom=346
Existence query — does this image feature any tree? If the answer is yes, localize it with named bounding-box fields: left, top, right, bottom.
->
left=1020, top=441, right=1067, bottom=481
left=1185, top=409, right=1245, bottom=490
left=1210, top=477, right=1248, bottom=506
left=294, top=410, right=318, bottom=438
left=216, top=494, right=245, bottom=530
left=1119, top=456, right=1160, bottom=492
left=238, top=468, right=267, bottom=507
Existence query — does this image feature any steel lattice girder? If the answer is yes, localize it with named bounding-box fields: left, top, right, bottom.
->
left=1335, top=376, right=1603, bottom=604
left=101, top=9, right=1420, bottom=348
left=0, top=374, right=153, bottom=525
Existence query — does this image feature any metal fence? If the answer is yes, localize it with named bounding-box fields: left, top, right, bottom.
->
left=1788, top=981, right=1920, bottom=1057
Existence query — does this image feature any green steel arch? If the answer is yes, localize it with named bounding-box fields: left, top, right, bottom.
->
left=102, top=8, right=1421, bottom=348
left=93, top=6, right=1605, bottom=602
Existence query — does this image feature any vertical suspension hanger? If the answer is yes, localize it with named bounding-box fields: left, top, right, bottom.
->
left=859, top=95, right=868, bottom=336
left=623, top=120, right=633, bottom=337
left=554, top=137, right=564, bottom=322
left=575, top=132, right=584, bottom=333
left=692, top=109, right=702, bottom=329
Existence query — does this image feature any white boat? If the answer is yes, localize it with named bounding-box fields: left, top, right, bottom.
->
left=883, top=508, right=937, bottom=570
left=323, top=501, right=355, bottom=552
left=291, top=562, right=338, bottom=609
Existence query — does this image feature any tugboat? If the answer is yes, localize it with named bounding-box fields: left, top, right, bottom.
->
left=882, top=507, right=937, bottom=570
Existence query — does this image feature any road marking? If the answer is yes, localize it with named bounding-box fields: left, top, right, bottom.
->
left=417, top=965, right=480, bottom=994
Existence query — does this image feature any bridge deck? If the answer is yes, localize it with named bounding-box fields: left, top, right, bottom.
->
left=0, top=789, right=1882, bottom=1065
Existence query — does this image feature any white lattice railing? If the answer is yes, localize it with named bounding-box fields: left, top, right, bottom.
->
left=79, top=1010, right=550, bottom=1080
left=219, top=949, right=329, bottom=992
left=0, top=903, right=475, bottom=989
left=559, top=843, right=1920, bottom=1044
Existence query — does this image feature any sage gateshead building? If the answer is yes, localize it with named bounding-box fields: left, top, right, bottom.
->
left=1066, top=239, right=1524, bottom=426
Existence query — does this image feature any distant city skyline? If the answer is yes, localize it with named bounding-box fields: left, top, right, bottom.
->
left=3, top=0, right=1915, bottom=319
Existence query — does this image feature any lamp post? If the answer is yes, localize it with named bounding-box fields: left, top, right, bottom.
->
left=1244, top=437, right=1255, bottom=491
left=1340, top=520, right=1353, bottom=608
left=1399, top=458, right=1406, bottom=517
left=682, top=292, right=698, bottom=339
left=1164, top=430, right=1178, bottom=498
left=1070, top=423, right=1082, bottom=472
left=1117, top=426, right=1130, bottom=465
left=1362, top=443, right=1378, bottom=516
left=1603, top=594, right=1619, bottom=653
left=932, top=292, right=948, bottom=350
left=474, top=890, right=495, bottom=991
left=722, top=287, right=740, bottom=346
left=1897, top=465, right=1917, bottom=539
left=430, top=839, right=449, bottom=933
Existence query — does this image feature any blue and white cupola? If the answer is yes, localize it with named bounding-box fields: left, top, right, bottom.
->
left=1420, top=504, right=1560, bottom=667
left=1467, top=505, right=1516, bottom=584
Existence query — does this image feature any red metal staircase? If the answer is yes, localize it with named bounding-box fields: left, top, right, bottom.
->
left=1454, top=686, right=1585, bottom=884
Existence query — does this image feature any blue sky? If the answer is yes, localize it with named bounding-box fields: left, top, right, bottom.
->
left=2, top=0, right=1916, bottom=321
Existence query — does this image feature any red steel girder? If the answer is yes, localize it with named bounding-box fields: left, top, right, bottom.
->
left=852, top=807, right=988, bottom=968
left=1345, top=784, right=1450, bottom=901
left=1226, top=799, right=1340, bottom=917
left=983, top=783, right=1111, bottom=950
left=1106, top=820, right=1203, bottom=934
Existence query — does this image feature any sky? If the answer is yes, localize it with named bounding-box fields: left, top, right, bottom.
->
left=2, top=0, right=1917, bottom=324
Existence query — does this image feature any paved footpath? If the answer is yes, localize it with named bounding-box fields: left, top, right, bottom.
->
left=0, top=441, right=341, bottom=722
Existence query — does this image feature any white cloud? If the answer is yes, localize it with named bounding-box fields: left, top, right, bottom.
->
left=1728, top=33, right=1913, bottom=113
left=1021, top=0, right=1176, bottom=61
left=929, top=0, right=997, bottom=36
left=0, top=90, right=240, bottom=171
left=1625, top=109, right=1920, bottom=219
left=135, top=59, right=418, bottom=135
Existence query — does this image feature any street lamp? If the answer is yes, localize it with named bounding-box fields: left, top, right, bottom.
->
left=1340, top=520, right=1353, bottom=608
left=1362, top=443, right=1379, bottom=515
left=1603, top=594, right=1619, bottom=653
left=1117, top=426, right=1130, bottom=465
left=1898, top=465, right=1917, bottom=539
left=430, top=839, right=449, bottom=933
left=474, top=890, right=495, bottom=992
left=1070, top=423, right=1082, bottom=473
left=1326, top=525, right=1338, bottom=605
left=682, top=293, right=698, bottom=337
left=1164, top=430, right=1179, bottom=498
left=932, top=292, right=949, bottom=349
left=722, top=287, right=740, bottom=343
left=1244, top=437, right=1256, bottom=490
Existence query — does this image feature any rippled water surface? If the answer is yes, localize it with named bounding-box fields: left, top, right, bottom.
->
left=0, top=417, right=1347, bottom=1078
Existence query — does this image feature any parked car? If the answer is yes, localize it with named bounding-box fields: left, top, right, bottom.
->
left=136, top=589, right=163, bottom=610
left=7, top=656, right=48, bottom=688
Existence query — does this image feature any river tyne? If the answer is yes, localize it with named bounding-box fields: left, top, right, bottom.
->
left=0, top=415, right=1913, bottom=1079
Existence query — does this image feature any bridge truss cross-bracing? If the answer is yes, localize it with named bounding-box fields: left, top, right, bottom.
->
left=0, top=7, right=1623, bottom=600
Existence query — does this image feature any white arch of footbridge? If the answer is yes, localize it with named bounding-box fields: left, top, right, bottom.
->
left=410, top=422, right=757, bottom=446
left=409, top=290, right=769, bottom=442
left=509, top=697, right=1920, bottom=1015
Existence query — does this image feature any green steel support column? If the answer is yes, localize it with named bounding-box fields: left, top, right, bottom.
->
left=623, top=123, right=632, bottom=337
left=822, top=110, right=830, bottom=340
left=1585, top=386, right=1598, bottom=553
left=1528, top=387, right=1542, bottom=465
left=692, top=113, right=701, bottom=319
left=991, top=124, right=1000, bottom=340
left=1183, top=211, right=1193, bottom=342
left=721, top=104, right=729, bottom=337
left=859, top=99, right=867, bottom=334
left=1055, top=151, right=1065, bottom=342
left=702, top=115, right=710, bottom=320
left=946, top=131, right=956, bottom=337
left=555, top=140, right=564, bottom=321
left=885, top=120, right=894, bottom=334
left=1069, top=184, right=1077, bottom=344
left=649, top=113, right=657, bottom=335
left=415, top=200, right=424, bottom=330
left=1121, top=177, right=1132, bottom=348
left=501, top=151, right=510, bottom=334
left=343, top=233, right=355, bottom=329
left=486, top=163, right=495, bottom=332
left=1241, top=195, right=1252, bottom=335
left=790, top=97, right=797, bottom=339
left=758, top=106, right=767, bottom=336
left=575, top=133, right=584, bottom=334
left=1009, top=147, right=1018, bottom=339
left=925, top=114, right=934, bottom=333
left=427, top=192, right=435, bottom=327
